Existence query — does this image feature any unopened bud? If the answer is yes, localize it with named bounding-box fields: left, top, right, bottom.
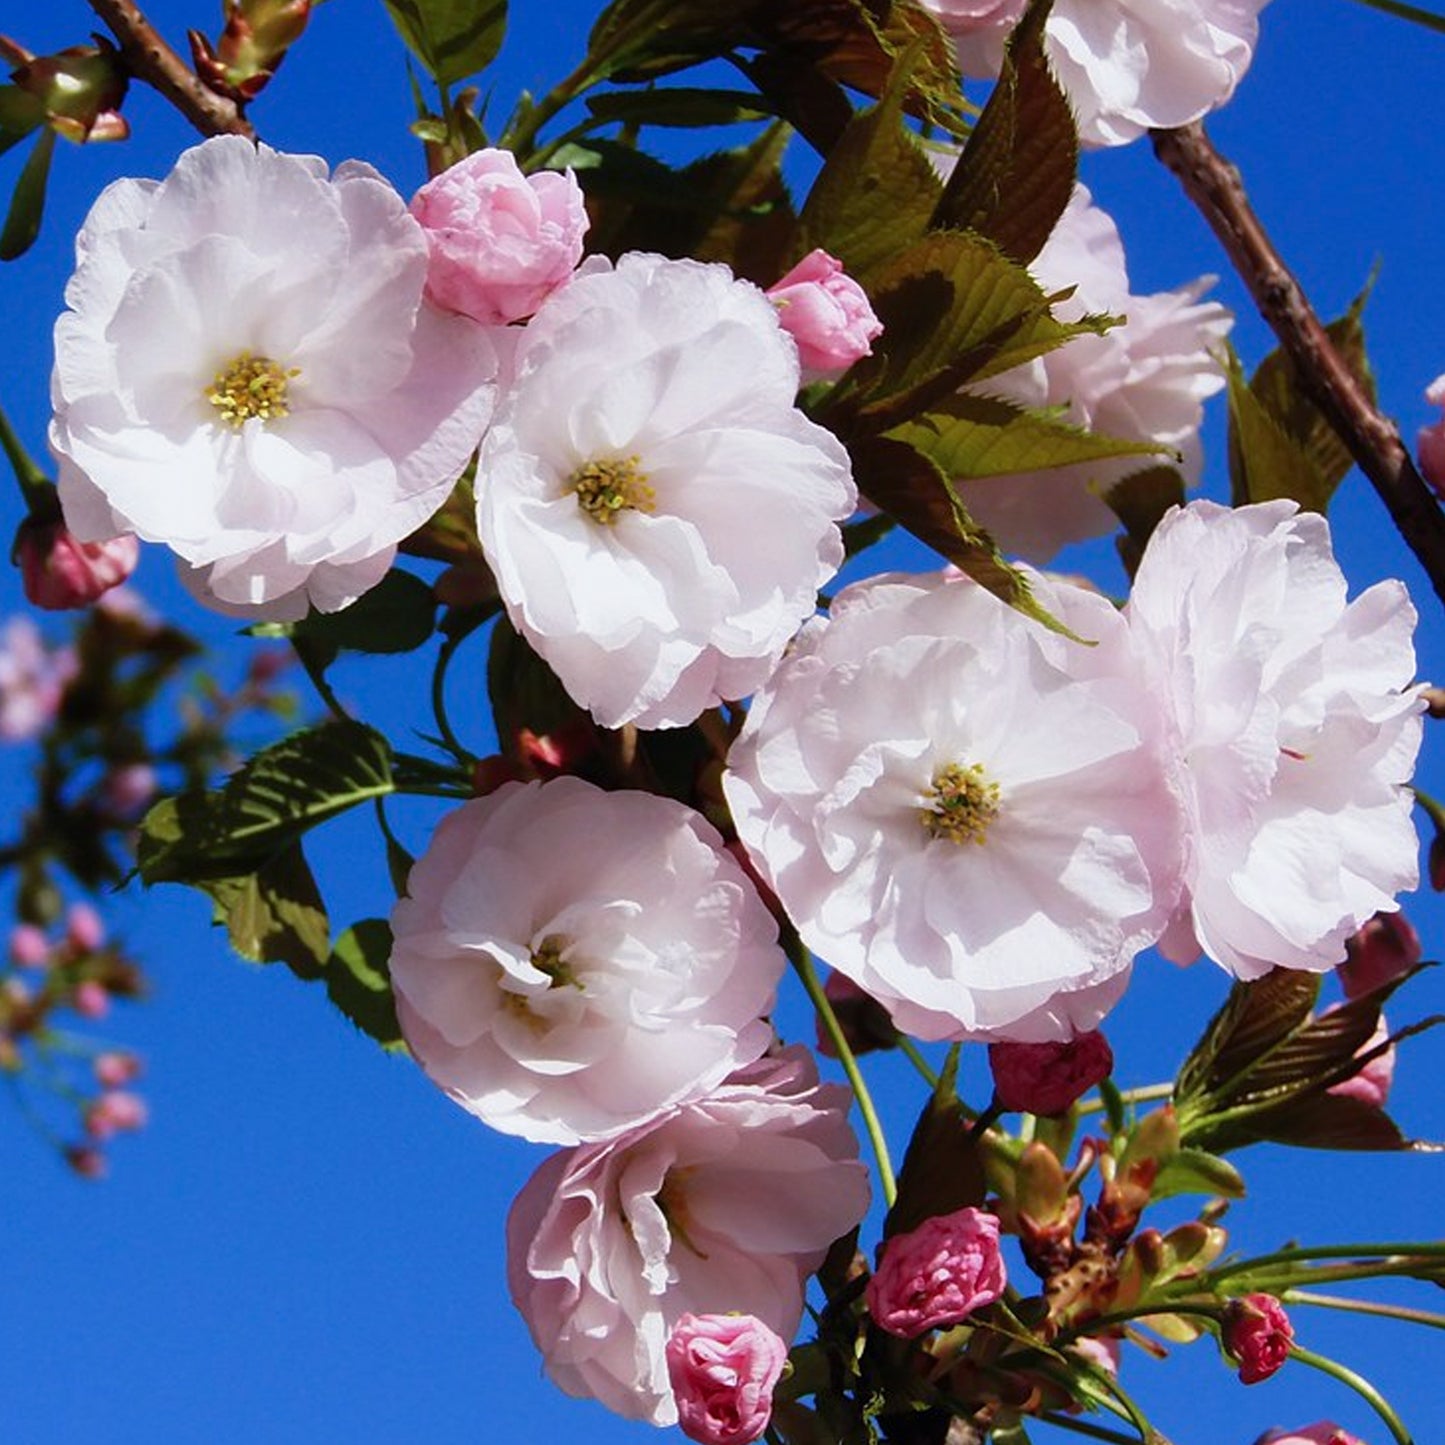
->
left=817, top=972, right=896, bottom=1058
left=1223, top=1293, right=1294, bottom=1384
left=15, top=517, right=139, bottom=609
left=2, top=37, right=129, bottom=143
left=189, top=0, right=312, bottom=103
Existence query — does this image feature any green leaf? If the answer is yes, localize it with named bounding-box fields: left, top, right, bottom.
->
left=884, top=1046, right=986, bottom=1239
left=326, top=920, right=404, bottom=1047
left=201, top=845, right=331, bottom=977
left=1, top=126, right=56, bottom=262
left=886, top=392, right=1167, bottom=481
left=0, top=85, right=44, bottom=158
left=1225, top=345, right=1333, bottom=512
left=584, top=85, right=773, bottom=128
left=1102, top=463, right=1186, bottom=578
left=933, top=0, right=1076, bottom=263
left=138, top=721, right=395, bottom=884
left=1149, top=1147, right=1247, bottom=1202
left=796, top=50, right=942, bottom=280
left=382, top=0, right=507, bottom=87
left=293, top=569, right=437, bottom=663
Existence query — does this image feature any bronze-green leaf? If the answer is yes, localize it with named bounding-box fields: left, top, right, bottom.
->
left=382, top=0, right=507, bottom=87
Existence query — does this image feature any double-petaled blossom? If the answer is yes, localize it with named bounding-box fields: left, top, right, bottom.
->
left=866, top=1207, right=1007, bottom=1338
left=1223, top=1294, right=1294, bottom=1384
left=15, top=519, right=139, bottom=610
left=51, top=135, right=497, bottom=620
left=724, top=568, right=1184, bottom=1042
left=388, top=777, right=785, bottom=1145
left=922, top=0, right=1270, bottom=148
left=506, top=1047, right=869, bottom=1424
left=1255, top=1426, right=1365, bottom=1445
left=1126, top=500, right=1424, bottom=979
left=666, top=1313, right=788, bottom=1444
left=957, top=184, right=1231, bottom=563
left=765, top=249, right=882, bottom=381
left=476, top=251, right=856, bottom=729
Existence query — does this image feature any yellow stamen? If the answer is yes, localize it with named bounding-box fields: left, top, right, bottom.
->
left=920, top=761, right=1001, bottom=846
left=568, top=455, right=655, bottom=525
left=205, top=350, right=300, bottom=429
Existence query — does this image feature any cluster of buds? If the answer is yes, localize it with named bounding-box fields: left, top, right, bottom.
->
left=2, top=903, right=148, bottom=1178
left=0, top=34, right=129, bottom=143
left=189, top=0, right=312, bottom=105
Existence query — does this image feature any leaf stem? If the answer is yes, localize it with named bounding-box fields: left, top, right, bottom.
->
left=0, top=399, right=53, bottom=513
left=290, top=638, right=349, bottom=723
left=787, top=933, right=896, bottom=1207
left=1075, top=1082, right=1174, bottom=1119
left=896, top=1035, right=938, bottom=1088
left=1288, top=1344, right=1414, bottom=1445
left=1284, top=1289, right=1445, bottom=1332
left=1343, top=0, right=1445, bottom=33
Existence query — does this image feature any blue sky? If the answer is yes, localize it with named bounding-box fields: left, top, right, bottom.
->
left=2, top=2, right=1445, bottom=1443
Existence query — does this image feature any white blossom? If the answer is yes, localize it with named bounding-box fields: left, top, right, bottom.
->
left=1126, top=500, right=1424, bottom=978
left=475, top=252, right=856, bottom=730
left=51, top=136, right=497, bottom=621
left=724, top=569, right=1185, bottom=1041
left=389, top=777, right=784, bottom=1144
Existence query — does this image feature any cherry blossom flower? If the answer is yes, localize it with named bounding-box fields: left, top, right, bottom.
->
left=1224, top=1294, right=1294, bottom=1384
left=988, top=1031, right=1114, bottom=1115
left=1126, top=500, right=1424, bottom=979
left=15, top=520, right=139, bottom=609
left=506, top=1047, right=869, bottom=1424
left=476, top=251, right=856, bottom=729
left=1339, top=910, right=1420, bottom=998
left=666, top=1313, right=788, bottom=1444
left=924, top=0, right=1270, bottom=148
left=765, top=249, right=882, bottom=380
left=957, top=185, right=1231, bottom=563
left=1417, top=373, right=1445, bottom=497
left=1256, top=1425, right=1365, bottom=1445
left=410, top=148, right=587, bottom=325
left=0, top=616, right=77, bottom=741
left=51, top=135, right=497, bottom=621
left=866, top=1207, right=1007, bottom=1338
left=389, top=777, right=784, bottom=1144
left=724, top=567, right=1184, bottom=1041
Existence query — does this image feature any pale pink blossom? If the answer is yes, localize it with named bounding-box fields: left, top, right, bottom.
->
left=1126, top=501, right=1424, bottom=979
left=66, top=902, right=105, bottom=953
left=1224, top=1293, right=1293, bottom=1384
left=410, top=149, right=587, bottom=325
left=724, top=568, right=1184, bottom=1042
left=866, top=1206, right=1007, bottom=1337
left=52, top=135, right=497, bottom=621
left=390, top=778, right=784, bottom=1144
left=766, top=249, right=882, bottom=381
left=73, top=979, right=110, bottom=1019
left=0, top=616, right=77, bottom=740
left=1416, top=373, right=1445, bottom=498
left=924, top=0, right=1270, bottom=148
left=957, top=184, right=1231, bottom=563
left=16, top=520, right=139, bottom=609
left=9, top=923, right=51, bottom=969
left=1325, top=1011, right=1395, bottom=1111
left=1339, top=910, right=1421, bottom=999
left=94, top=1050, right=143, bottom=1088
left=506, top=1047, right=869, bottom=1424
left=1256, top=1425, right=1365, bottom=1445
left=989, top=1031, right=1114, bottom=1115
left=476, top=251, right=855, bottom=729
left=666, top=1313, right=788, bottom=1444
left=85, top=1089, right=147, bottom=1139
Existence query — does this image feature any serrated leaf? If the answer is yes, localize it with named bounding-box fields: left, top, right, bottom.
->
left=886, top=392, right=1167, bottom=481
left=1, top=125, right=55, bottom=261
left=797, top=50, right=942, bottom=280
left=138, top=721, right=395, bottom=883
left=327, top=920, right=403, bottom=1047
left=584, top=86, right=773, bottom=128
left=1225, top=346, right=1333, bottom=512
left=884, top=1046, right=986, bottom=1239
left=201, top=845, right=330, bottom=976
left=382, top=0, right=507, bottom=87
left=933, top=0, right=1075, bottom=263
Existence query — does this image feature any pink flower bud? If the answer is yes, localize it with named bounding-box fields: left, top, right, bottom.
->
left=866, top=1206, right=1007, bottom=1338
left=66, top=902, right=105, bottom=953
left=665, top=1313, right=788, bottom=1445
left=1224, top=1293, right=1294, bottom=1384
left=1256, top=1424, right=1365, bottom=1445
left=816, top=972, right=896, bottom=1058
left=410, top=150, right=588, bottom=325
left=988, top=1031, right=1114, bottom=1116
left=16, top=519, right=139, bottom=610
left=73, top=979, right=110, bottom=1019
left=1418, top=374, right=1445, bottom=498
left=102, top=762, right=158, bottom=815
left=766, top=249, right=883, bottom=381
left=94, top=1050, right=143, bottom=1088
left=65, top=1144, right=107, bottom=1179
left=8, top=922, right=51, bottom=968
left=1324, top=1010, right=1395, bottom=1110
left=85, top=1089, right=148, bottom=1140
left=1431, top=831, right=1445, bottom=893
left=1339, top=910, right=1420, bottom=998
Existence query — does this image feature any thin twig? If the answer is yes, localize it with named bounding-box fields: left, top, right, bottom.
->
left=1151, top=120, right=1445, bottom=608
left=87, top=0, right=255, bottom=140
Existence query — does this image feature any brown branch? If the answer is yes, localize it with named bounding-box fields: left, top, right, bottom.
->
left=1152, top=120, right=1445, bottom=610
left=87, top=0, right=255, bottom=140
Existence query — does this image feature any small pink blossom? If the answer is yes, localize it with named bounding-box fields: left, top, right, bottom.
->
left=9, top=923, right=51, bottom=969
left=1325, top=1010, right=1395, bottom=1111
left=66, top=903, right=105, bottom=953
left=16, top=519, right=139, bottom=610
left=766, top=249, right=882, bottom=381
left=1417, top=374, right=1445, bottom=498
left=866, top=1206, right=1007, bottom=1338
left=1340, top=910, right=1421, bottom=999
left=666, top=1313, right=788, bottom=1445
left=94, top=1050, right=143, bottom=1088
left=0, top=616, right=77, bottom=741
left=410, top=149, right=588, bottom=325
left=1224, top=1294, right=1294, bottom=1384
left=73, top=979, right=110, bottom=1019
left=85, top=1089, right=148, bottom=1140
left=1256, top=1425, right=1365, bottom=1445
left=989, top=1031, right=1114, bottom=1115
